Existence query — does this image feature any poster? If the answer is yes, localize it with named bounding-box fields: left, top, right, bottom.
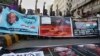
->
left=2, top=51, right=44, bottom=56
left=0, top=7, right=40, bottom=35
left=40, top=16, right=73, bottom=37
left=73, top=19, right=98, bottom=37
left=41, top=17, right=51, bottom=24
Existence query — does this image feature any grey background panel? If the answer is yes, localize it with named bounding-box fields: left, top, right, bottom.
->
left=8, top=38, right=100, bottom=50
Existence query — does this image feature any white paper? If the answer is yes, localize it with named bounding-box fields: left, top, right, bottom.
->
left=2, top=51, right=44, bottom=56
left=41, top=17, right=51, bottom=24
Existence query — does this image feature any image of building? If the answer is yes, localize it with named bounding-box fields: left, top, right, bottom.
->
left=47, top=4, right=55, bottom=16
left=53, top=0, right=71, bottom=16
left=71, top=0, right=100, bottom=18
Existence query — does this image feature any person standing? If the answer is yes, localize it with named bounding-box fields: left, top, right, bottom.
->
left=0, top=6, right=3, bottom=23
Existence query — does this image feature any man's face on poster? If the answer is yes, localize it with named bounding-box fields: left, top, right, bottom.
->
left=8, top=13, right=17, bottom=24
left=57, top=51, right=68, bottom=56
left=54, top=47, right=69, bottom=56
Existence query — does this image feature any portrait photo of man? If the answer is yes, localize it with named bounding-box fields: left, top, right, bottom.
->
left=54, top=47, right=77, bottom=56
left=7, top=12, right=19, bottom=25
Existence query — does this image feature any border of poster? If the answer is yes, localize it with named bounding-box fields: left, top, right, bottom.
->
left=72, top=18, right=98, bottom=37
left=40, top=16, right=73, bottom=37
left=0, top=7, right=40, bottom=35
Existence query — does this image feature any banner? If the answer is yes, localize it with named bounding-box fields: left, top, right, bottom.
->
left=40, top=16, right=73, bottom=37
left=0, top=7, right=40, bottom=35
left=73, top=19, right=98, bottom=37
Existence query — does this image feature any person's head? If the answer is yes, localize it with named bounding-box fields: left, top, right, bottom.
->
left=54, top=47, right=70, bottom=56
left=7, top=12, right=18, bottom=25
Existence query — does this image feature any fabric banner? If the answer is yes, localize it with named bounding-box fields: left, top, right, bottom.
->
left=40, top=16, right=73, bottom=37
left=73, top=19, right=98, bottom=37
left=0, top=7, right=40, bottom=35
